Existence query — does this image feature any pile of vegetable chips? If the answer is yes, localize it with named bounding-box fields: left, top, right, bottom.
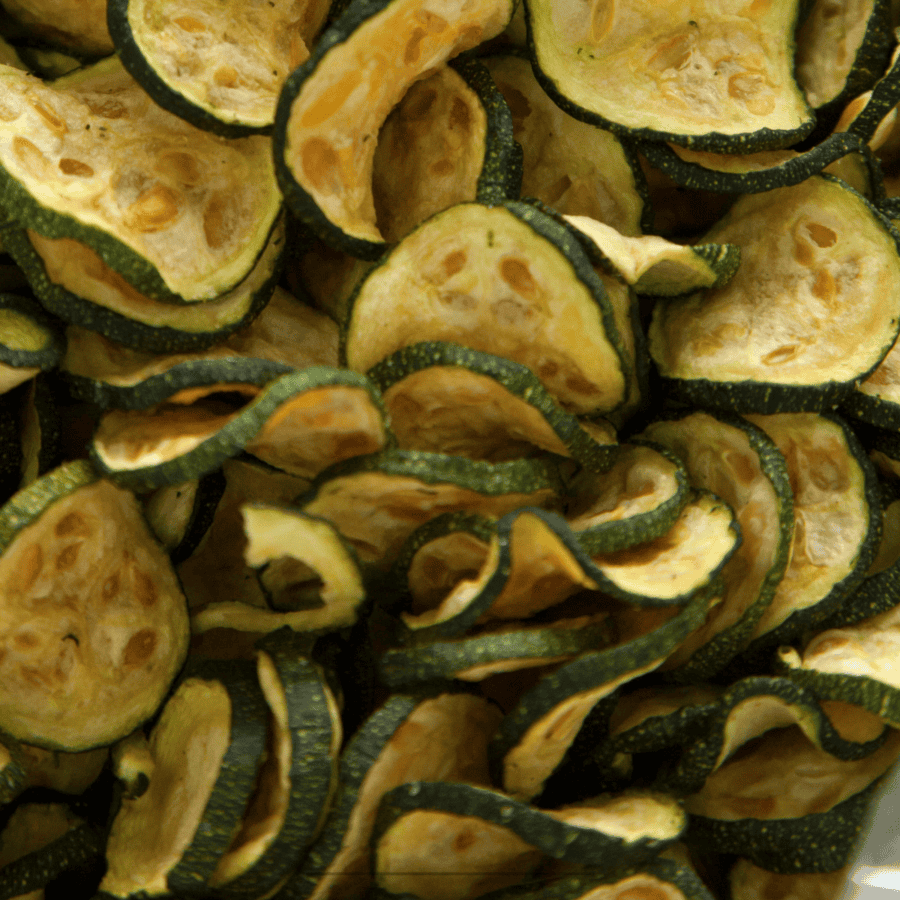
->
left=2, top=1, right=900, bottom=899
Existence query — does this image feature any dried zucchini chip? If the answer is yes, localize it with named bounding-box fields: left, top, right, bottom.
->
left=1, top=0, right=113, bottom=55
left=525, top=0, right=814, bottom=152
left=191, top=505, right=365, bottom=635
left=372, top=782, right=685, bottom=898
left=0, top=459, right=189, bottom=750
left=368, top=342, right=617, bottom=469
left=90, top=366, right=390, bottom=490
left=650, top=176, right=900, bottom=413
left=684, top=725, right=900, bottom=873
left=344, top=201, right=631, bottom=417
left=567, top=442, right=690, bottom=556
left=281, top=690, right=502, bottom=900
left=101, top=658, right=269, bottom=897
left=490, top=585, right=716, bottom=801
left=61, top=286, right=339, bottom=408
left=741, top=413, right=881, bottom=655
left=0, top=293, right=62, bottom=396
left=3, top=216, right=284, bottom=354
left=0, top=57, right=281, bottom=303
left=108, top=0, right=331, bottom=134
left=19, top=740, right=110, bottom=796
left=273, top=0, right=514, bottom=258
left=300, top=449, right=562, bottom=568
left=372, top=58, right=518, bottom=245
left=564, top=215, right=740, bottom=296
left=639, top=410, right=794, bottom=679
left=729, top=859, right=849, bottom=900
left=483, top=52, right=650, bottom=235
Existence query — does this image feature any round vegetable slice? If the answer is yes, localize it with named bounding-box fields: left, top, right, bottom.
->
left=0, top=293, right=63, bottom=396
left=0, top=459, right=189, bottom=750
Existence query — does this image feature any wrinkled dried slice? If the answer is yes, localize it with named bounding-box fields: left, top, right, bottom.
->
left=344, top=201, right=630, bottom=416
left=90, top=366, right=389, bottom=490
left=1, top=0, right=113, bottom=54
left=0, top=459, right=189, bottom=750
left=0, top=57, right=281, bottom=302
left=483, top=52, right=649, bottom=235
left=729, top=859, right=849, bottom=900
left=300, top=450, right=562, bottom=569
left=685, top=725, right=900, bottom=873
left=0, top=293, right=63, bottom=396
left=4, top=217, right=283, bottom=354
left=101, top=659, right=269, bottom=897
left=526, top=0, right=813, bottom=152
left=61, top=287, right=339, bottom=408
left=372, top=782, right=685, bottom=899
left=741, top=413, right=880, bottom=654
left=273, top=0, right=513, bottom=257
left=564, top=215, right=740, bottom=296
left=19, top=740, right=110, bottom=795
left=368, top=342, right=616, bottom=468
left=649, top=176, right=900, bottom=413
left=640, top=410, right=793, bottom=679
left=373, top=58, right=518, bottom=245
left=567, top=442, right=690, bottom=556
left=282, top=690, right=502, bottom=900
left=490, top=586, right=715, bottom=800
left=109, top=0, right=331, bottom=133
left=191, top=505, right=364, bottom=635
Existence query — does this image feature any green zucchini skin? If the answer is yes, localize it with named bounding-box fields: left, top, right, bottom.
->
left=846, top=44, right=900, bottom=143
left=106, top=0, right=271, bottom=138
left=0, top=292, right=65, bottom=371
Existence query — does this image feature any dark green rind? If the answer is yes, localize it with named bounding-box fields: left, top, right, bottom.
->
left=372, top=781, right=684, bottom=870
left=0, top=823, right=104, bottom=900
left=637, top=129, right=873, bottom=195
left=451, top=56, right=521, bottom=204
left=638, top=409, right=794, bottom=681
left=270, top=692, right=420, bottom=900
left=687, top=783, right=877, bottom=874
left=0, top=292, right=64, bottom=370
left=367, top=341, right=618, bottom=472
left=28, top=375, right=62, bottom=482
left=107, top=0, right=270, bottom=138
left=63, top=356, right=293, bottom=411
left=0, top=730, right=26, bottom=805
left=90, top=366, right=390, bottom=492
left=737, top=413, right=882, bottom=666
left=488, top=585, right=716, bottom=799
left=848, top=45, right=900, bottom=143
left=523, top=0, right=815, bottom=154
left=167, top=657, right=271, bottom=895
left=1, top=226, right=280, bottom=354
left=210, top=630, right=339, bottom=899
left=783, top=667, right=900, bottom=728
left=822, top=556, right=900, bottom=629
left=842, top=384, right=900, bottom=433
left=570, top=441, right=691, bottom=556
left=169, top=469, right=227, bottom=567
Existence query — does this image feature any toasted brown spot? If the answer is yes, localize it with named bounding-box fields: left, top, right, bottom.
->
left=431, top=158, right=455, bottom=176
left=725, top=450, right=758, bottom=485
left=440, top=290, right=477, bottom=310
left=449, top=96, right=471, bottom=131
left=127, top=184, right=180, bottom=233
left=101, top=573, right=120, bottom=602
left=499, top=85, right=531, bottom=122
left=403, top=88, right=437, bottom=121
left=13, top=137, right=48, bottom=171
left=55, top=512, right=91, bottom=538
left=500, top=258, right=536, bottom=296
left=618, top=888, right=671, bottom=900
left=31, top=101, right=66, bottom=134
left=538, top=360, right=559, bottom=380
left=59, top=158, right=93, bottom=177
left=214, top=66, right=239, bottom=88
left=565, top=373, right=601, bottom=395
left=404, top=27, right=426, bottom=66
left=123, top=629, right=158, bottom=667
left=729, top=796, right=777, bottom=817
left=203, top=192, right=233, bottom=250
left=493, top=296, right=535, bottom=325
left=155, top=151, right=201, bottom=187
left=453, top=828, right=477, bottom=851
left=11, top=545, right=43, bottom=595
left=806, top=222, right=837, bottom=248
left=443, top=250, right=467, bottom=278
left=301, top=138, right=342, bottom=195
left=14, top=632, right=39, bottom=650
left=174, top=15, right=205, bottom=31
left=415, top=9, right=447, bottom=31
left=56, top=543, right=81, bottom=571
left=762, top=345, right=799, bottom=365
left=86, top=98, right=128, bottom=118
left=811, top=268, right=836, bottom=304
left=132, top=570, right=158, bottom=608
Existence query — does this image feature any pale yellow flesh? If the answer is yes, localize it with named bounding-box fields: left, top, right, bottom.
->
left=650, top=177, right=900, bottom=385
left=284, top=0, right=511, bottom=243
left=2, top=0, right=112, bottom=54
left=407, top=531, right=492, bottom=614
left=730, top=859, right=850, bottom=900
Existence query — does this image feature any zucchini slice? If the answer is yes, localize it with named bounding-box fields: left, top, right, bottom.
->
left=729, top=859, right=849, bottom=900
left=0, top=57, right=282, bottom=303
left=742, top=413, right=881, bottom=654
left=343, top=201, right=631, bottom=417
left=3, top=216, right=284, bottom=354
left=368, top=342, right=617, bottom=469
left=0, top=459, right=189, bottom=751
left=525, top=0, right=814, bottom=152
left=300, top=449, right=562, bottom=568
left=90, top=366, right=390, bottom=490
left=483, top=52, right=649, bottom=235
left=0, top=293, right=63, bottom=396
left=372, top=782, right=685, bottom=899
left=61, top=286, right=339, bottom=409
left=273, top=0, right=514, bottom=258
left=108, top=0, right=331, bottom=135
left=566, top=442, right=690, bottom=556
left=563, top=215, right=740, bottom=296
left=190, top=504, right=366, bottom=636
left=283, top=690, right=502, bottom=900
left=0, top=0, right=114, bottom=55
left=639, top=411, right=794, bottom=679
left=649, top=176, right=900, bottom=413
left=372, top=58, right=518, bottom=245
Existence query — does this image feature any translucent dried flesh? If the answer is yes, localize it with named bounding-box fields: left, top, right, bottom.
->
left=528, top=0, right=812, bottom=144
left=0, top=477, right=189, bottom=749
